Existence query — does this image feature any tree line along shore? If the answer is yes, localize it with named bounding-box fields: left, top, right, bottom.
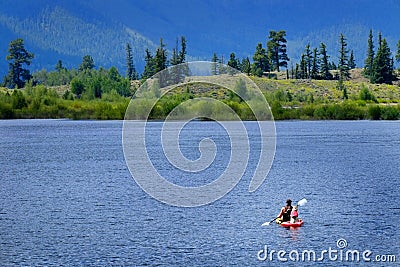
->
left=1, top=30, right=400, bottom=120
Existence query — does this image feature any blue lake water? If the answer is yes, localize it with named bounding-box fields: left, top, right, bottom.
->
left=0, top=119, right=399, bottom=266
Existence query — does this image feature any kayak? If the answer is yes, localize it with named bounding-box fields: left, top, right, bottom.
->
left=279, top=219, right=304, bottom=228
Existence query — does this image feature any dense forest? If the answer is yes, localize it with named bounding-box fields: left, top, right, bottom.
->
left=1, top=30, right=400, bottom=120
left=0, top=6, right=156, bottom=70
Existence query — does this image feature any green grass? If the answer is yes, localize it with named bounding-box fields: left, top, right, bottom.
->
left=1, top=73, right=400, bottom=120
left=251, top=77, right=400, bottom=103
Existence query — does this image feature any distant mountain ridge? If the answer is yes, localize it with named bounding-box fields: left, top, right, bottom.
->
left=0, top=0, right=399, bottom=76
left=0, top=4, right=157, bottom=73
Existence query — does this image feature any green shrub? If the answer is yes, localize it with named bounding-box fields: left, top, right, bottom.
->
left=0, top=102, right=14, bottom=119
left=368, top=105, right=381, bottom=120
left=359, top=86, right=377, bottom=103
left=381, top=106, right=400, bottom=120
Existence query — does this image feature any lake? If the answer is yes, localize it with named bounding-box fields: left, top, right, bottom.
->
left=0, top=119, right=399, bottom=266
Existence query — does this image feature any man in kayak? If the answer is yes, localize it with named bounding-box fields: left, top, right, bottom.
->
left=277, top=199, right=293, bottom=222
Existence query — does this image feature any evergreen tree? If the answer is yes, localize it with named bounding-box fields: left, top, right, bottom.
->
left=311, top=48, right=319, bottom=79
left=227, top=52, right=239, bottom=71
left=377, top=32, right=382, bottom=49
left=336, top=76, right=346, bottom=95
left=171, top=36, right=187, bottom=65
left=371, top=38, right=395, bottom=84
left=126, top=43, right=138, bottom=80
left=319, top=43, right=333, bottom=80
left=290, top=63, right=295, bottom=79
left=299, top=54, right=307, bottom=79
left=218, top=55, right=227, bottom=74
left=178, top=36, right=187, bottom=64
left=142, top=48, right=155, bottom=79
left=211, top=53, right=218, bottom=75
left=251, top=43, right=269, bottom=77
left=304, top=43, right=312, bottom=78
left=267, top=30, right=289, bottom=72
left=338, top=33, right=350, bottom=80
left=169, top=42, right=180, bottom=84
left=154, top=38, right=167, bottom=73
left=363, top=29, right=374, bottom=77
left=295, top=63, right=300, bottom=79
left=79, top=55, right=95, bottom=72
left=170, top=40, right=180, bottom=66
left=348, top=50, right=356, bottom=69
left=55, top=60, right=65, bottom=72
left=241, top=57, right=251, bottom=75
left=390, top=57, right=395, bottom=74
left=396, top=39, right=400, bottom=64
left=70, top=78, right=85, bottom=97
left=3, top=38, right=34, bottom=88
left=153, top=38, right=168, bottom=87
left=359, top=86, right=377, bottom=102
left=342, top=84, right=348, bottom=100
left=170, top=36, right=189, bottom=83
left=219, top=55, right=224, bottom=65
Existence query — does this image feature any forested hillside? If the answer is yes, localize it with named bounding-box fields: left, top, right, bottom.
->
left=0, top=3, right=157, bottom=72
left=1, top=0, right=400, bottom=75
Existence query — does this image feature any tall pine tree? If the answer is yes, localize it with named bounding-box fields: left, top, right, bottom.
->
left=170, top=36, right=189, bottom=83
left=319, top=42, right=333, bottom=80
left=154, top=38, right=169, bottom=86
left=363, top=29, right=374, bottom=77
left=304, top=44, right=312, bottom=79
left=396, top=39, right=400, bottom=64
left=79, top=55, right=95, bottom=72
left=377, top=32, right=382, bottom=49
left=227, top=52, right=239, bottom=70
left=348, top=50, right=356, bottom=69
left=126, top=43, right=138, bottom=80
left=3, top=38, right=35, bottom=88
left=295, top=63, right=300, bottom=79
left=141, top=48, right=155, bottom=79
left=55, top=60, right=65, bottom=72
left=154, top=38, right=167, bottom=73
left=218, top=55, right=227, bottom=74
left=299, top=54, right=307, bottom=79
left=178, top=36, right=187, bottom=64
left=170, top=40, right=181, bottom=83
left=211, top=53, right=219, bottom=75
left=267, top=30, right=289, bottom=72
left=371, top=38, right=395, bottom=84
left=338, top=33, right=350, bottom=80
left=241, top=57, right=251, bottom=75
left=251, top=43, right=269, bottom=77
left=170, top=40, right=180, bottom=66
left=311, top=48, right=319, bottom=79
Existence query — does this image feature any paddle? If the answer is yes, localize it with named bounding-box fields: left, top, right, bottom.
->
left=261, top=216, right=280, bottom=227
left=261, top=198, right=308, bottom=226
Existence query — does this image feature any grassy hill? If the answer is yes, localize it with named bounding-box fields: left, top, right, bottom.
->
left=252, top=76, right=400, bottom=104
left=1, top=68, right=400, bottom=120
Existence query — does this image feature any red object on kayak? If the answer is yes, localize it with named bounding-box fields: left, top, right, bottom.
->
left=280, top=219, right=304, bottom=227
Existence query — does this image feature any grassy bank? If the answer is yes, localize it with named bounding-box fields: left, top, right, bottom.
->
left=1, top=74, right=400, bottom=120
left=0, top=85, right=129, bottom=120
left=251, top=77, right=400, bottom=120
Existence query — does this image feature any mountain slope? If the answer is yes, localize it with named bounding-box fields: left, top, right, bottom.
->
left=0, top=2, right=157, bottom=73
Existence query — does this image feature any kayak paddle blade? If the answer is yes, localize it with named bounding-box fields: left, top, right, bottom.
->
left=297, top=198, right=307, bottom=206
left=261, top=221, right=271, bottom=226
